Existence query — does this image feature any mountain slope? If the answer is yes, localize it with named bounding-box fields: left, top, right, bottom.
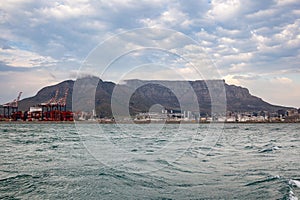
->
left=17, top=77, right=292, bottom=117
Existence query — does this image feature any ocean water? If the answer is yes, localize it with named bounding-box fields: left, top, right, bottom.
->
left=1, top=123, right=300, bottom=199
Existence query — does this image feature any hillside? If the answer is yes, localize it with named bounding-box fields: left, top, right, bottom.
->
left=17, top=76, right=292, bottom=117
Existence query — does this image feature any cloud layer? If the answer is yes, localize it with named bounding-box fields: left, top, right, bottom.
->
left=0, top=0, right=299, bottom=107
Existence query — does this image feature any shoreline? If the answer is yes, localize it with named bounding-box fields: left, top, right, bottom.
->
left=0, top=120, right=299, bottom=124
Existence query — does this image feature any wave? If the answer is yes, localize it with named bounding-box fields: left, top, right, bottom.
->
left=0, top=174, right=35, bottom=182
left=289, top=190, right=298, bottom=200
left=258, top=145, right=281, bottom=153
left=288, top=180, right=300, bottom=200
left=0, top=174, right=38, bottom=199
left=245, top=175, right=280, bottom=186
left=289, top=179, right=300, bottom=188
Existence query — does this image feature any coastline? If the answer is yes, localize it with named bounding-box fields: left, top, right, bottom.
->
left=0, top=120, right=299, bottom=124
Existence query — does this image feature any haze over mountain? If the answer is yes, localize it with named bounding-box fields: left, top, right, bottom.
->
left=17, top=76, right=293, bottom=117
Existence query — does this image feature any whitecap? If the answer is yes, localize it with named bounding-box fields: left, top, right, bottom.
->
left=258, top=146, right=281, bottom=153
left=289, top=190, right=298, bottom=200
left=273, top=146, right=280, bottom=150
left=289, top=179, right=300, bottom=188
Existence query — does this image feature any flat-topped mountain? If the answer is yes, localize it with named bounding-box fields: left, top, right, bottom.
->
left=17, top=76, right=292, bottom=117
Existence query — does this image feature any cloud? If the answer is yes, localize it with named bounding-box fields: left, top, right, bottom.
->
left=0, top=47, right=58, bottom=67
left=207, top=0, right=241, bottom=22
left=0, top=69, right=60, bottom=103
left=228, top=62, right=247, bottom=73
left=276, top=0, right=299, bottom=6
left=0, top=0, right=299, bottom=107
left=37, top=1, right=95, bottom=21
left=271, top=77, right=293, bottom=84
left=140, top=6, right=192, bottom=29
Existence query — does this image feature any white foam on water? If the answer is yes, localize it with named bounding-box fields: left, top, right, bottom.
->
left=289, top=190, right=298, bottom=200
left=288, top=179, right=300, bottom=200
left=273, top=146, right=280, bottom=150
left=289, top=180, right=300, bottom=188
left=259, top=146, right=281, bottom=153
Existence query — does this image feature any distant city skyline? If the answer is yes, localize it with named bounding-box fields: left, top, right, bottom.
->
left=0, top=0, right=299, bottom=108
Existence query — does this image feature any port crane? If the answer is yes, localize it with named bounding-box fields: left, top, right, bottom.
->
left=57, top=88, right=69, bottom=111
left=1, top=87, right=73, bottom=121
left=2, top=92, right=22, bottom=118
left=47, top=89, right=59, bottom=105
left=39, top=88, right=70, bottom=120
left=38, top=89, right=59, bottom=120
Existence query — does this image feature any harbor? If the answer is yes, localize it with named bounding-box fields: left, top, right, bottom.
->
left=0, top=89, right=73, bottom=122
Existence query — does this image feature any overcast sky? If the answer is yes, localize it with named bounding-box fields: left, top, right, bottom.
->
left=0, top=0, right=299, bottom=108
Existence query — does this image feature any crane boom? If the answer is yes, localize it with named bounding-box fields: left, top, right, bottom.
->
left=2, top=92, right=22, bottom=107
left=13, top=92, right=22, bottom=107
left=58, top=88, right=69, bottom=106
left=16, top=92, right=22, bottom=102
left=47, top=89, right=59, bottom=104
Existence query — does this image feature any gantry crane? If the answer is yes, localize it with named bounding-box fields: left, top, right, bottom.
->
left=38, top=88, right=69, bottom=120
left=57, top=88, right=69, bottom=111
left=2, top=92, right=22, bottom=118
left=39, top=89, right=59, bottom=120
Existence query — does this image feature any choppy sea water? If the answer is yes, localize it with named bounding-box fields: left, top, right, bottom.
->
left=1, top=123, right=300, bottom=199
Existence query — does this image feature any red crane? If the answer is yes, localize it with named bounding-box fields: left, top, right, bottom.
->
left=12, top=92, right=23, bottom=108
left=35, top=87, right=72, bottom=121
left=39, top=88, right=71, bottom=121
left=47, top=89, right=59, bottom=105
left=39, top=89, right=59, bottom=120
left=57, top=88, right=69, bottom=111
left=58, top=88, right=73, bottom=121
left=2, top=92, right=22, bottom=118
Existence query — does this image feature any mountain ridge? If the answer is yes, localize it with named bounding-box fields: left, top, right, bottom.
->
left=17, top=76, right=294, bottom=117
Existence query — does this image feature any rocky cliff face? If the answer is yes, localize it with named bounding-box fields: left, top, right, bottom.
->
left=17, top=76, right=292, bottom=117
left=224, top=84, right=282, bottom=112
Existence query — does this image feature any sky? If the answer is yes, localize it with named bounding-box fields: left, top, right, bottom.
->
left=0, top=0, right=299, bottom=108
